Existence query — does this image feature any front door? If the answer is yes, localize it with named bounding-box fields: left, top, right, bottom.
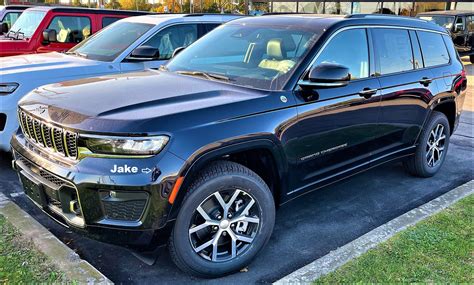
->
left=37, top=15, right=91, bottom=53
left=291, top=28, right=382, bottom=194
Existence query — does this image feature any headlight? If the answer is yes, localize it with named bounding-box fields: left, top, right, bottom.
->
left=0, top=83, right=19, bottom=95
left=82, top=135, right=169, bottom=155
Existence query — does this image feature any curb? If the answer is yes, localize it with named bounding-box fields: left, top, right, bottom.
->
left=0, top=193, right=113, bottom=284
left=275, top=180, right=474, bottom=284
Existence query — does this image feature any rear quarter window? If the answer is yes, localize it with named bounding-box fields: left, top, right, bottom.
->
left=417, top=31, right=450, bottom=67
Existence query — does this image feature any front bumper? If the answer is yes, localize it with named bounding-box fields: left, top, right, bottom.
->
left=11, top=133, right=185, bottom=247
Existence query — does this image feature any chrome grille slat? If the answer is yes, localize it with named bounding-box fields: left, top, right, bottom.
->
left=17, top=109, right=78, bottom=160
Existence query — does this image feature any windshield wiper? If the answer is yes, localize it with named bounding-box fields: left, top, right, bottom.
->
left=5, top=28, right=23, bottom=40
left=66, top=51, right=88, bottom=58
left=176, top=70, right=230, bottom=82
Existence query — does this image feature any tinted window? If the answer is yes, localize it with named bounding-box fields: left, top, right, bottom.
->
left=1, top=12, right=21, bottom=29
left=142, top=24, right=198, bottom=60
left=372, top=28, right=413, bottom=75
left=315, top=29, right=369, bottom=80
left=102, top=17, right=121, bottom=28
left=417, top=31, right=450, bottom=67
left=205, top=23, right=220, bottom=33
left=69, top=21, right=153, bottom=61
left=48, top=16, right=91, bottom=43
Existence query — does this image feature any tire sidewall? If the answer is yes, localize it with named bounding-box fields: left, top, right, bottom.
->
left=417, top=112, right=450, bottom=176
left=172, top=173, right=275, bottom=277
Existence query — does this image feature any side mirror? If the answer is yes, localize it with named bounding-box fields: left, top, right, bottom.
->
left=42, top=29, right=57, bottom=44
left=0, top=23, right=8, bottom=34
left=172, top=46, right=186, bottom=58
left=128, top=45, right=160, bottom=61
left=299, top=63, right=351, bottom=88
left=453, top=23, right=464, bottom=33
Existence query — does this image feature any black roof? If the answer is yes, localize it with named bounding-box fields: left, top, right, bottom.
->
left=231, top=14, right=447, bottom=33
left=417, top=10, right=474, bottom=16
left=28, top=6, right=153, bottom=16
left=4, top=5, right=32, bottom=11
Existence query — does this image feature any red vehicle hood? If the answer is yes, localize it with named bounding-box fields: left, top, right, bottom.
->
left=0, top=38, right=31, bottom=56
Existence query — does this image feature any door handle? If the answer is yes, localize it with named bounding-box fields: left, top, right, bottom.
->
left=358, top=88, right=377, bottom=99
left=419, top=77, right=433, bottom=86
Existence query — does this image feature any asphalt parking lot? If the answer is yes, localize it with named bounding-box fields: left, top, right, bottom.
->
left=0, top=59, right=472, bottom=284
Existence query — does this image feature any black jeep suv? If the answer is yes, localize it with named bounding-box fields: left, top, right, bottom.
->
left=11, top=14, right=467, bottom=278
left=417, top=10, right=474, bottom=63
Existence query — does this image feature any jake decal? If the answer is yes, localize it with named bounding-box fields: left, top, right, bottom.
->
left=111, top=164, right=153, bottom=174
left=300, top=143, right=348, bottom=161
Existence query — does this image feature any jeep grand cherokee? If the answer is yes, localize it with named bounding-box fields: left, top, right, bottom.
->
left=11, top=14, right=467, bottom=278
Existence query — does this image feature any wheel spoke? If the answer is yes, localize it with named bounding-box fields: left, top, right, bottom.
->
left=241, top=198, right=255, bottom=216
left=235, top=234, right=254, bottom=243
left=213, top=192, right=227, bottom=214
left=189, top=222, right=209, bottom=234
left=232, top=215, right=260, bottom=224
left=227, top=189, right=242, bottom=210
left=227, top=230, right=237, bottom=258
left=197, top=205, right=213, bottom=221
left=211, top=230, right=222, bottom=261
left=194, top=238, right=214, bottom=253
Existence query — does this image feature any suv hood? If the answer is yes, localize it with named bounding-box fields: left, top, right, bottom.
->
left=19, top=70, right=279, bottom=134
left=0, top=52, right=110, bottom=79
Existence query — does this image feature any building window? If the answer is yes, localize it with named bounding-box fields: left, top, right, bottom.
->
left=382, top=2, right=414, bottom=16
left=324, top=1, right=352, bottom=14
left=352, top=2, right=383, bottom=14
left=453, top=2, right=474, bottom=11
left=298, top=2, right=324, bottom=13
left=413, top=2, right=447, bottom=15
left=272, top=2, right=297, bottom=12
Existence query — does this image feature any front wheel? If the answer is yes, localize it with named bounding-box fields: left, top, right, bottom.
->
left=403, top=111, right=450, bottom=177
left=169, top=161, right=275, bottom=278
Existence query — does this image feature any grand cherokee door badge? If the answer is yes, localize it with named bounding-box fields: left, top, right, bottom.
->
left=300, top=143, right=348, bottom=161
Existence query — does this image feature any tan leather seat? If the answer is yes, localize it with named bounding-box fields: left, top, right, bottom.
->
left=258, top=38, right=296, bottom=74
left=82, top=25, right=91, bottom=40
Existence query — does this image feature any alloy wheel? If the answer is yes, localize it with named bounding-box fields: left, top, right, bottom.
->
left=188, top=189, right=260, bottom=262
left=426, top=123, right=446, bottom=168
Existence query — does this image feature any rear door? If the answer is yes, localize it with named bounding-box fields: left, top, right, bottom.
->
left=371, top=28, right=439, bottom=159
left=292, top=28, right=382, bottom=192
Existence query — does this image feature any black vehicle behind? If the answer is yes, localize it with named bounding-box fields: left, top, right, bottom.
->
left=417, top=10, right=474, bottom=62
left=11, top=14, right=467, bottom=278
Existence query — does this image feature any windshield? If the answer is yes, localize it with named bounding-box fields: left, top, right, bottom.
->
left=8, top=10, right=46, bottom=38
left=68, top=21, right=154, bottom=62
left=166, top=23, right=320, bottom=90
left=419, top=15, right=455, bottom=30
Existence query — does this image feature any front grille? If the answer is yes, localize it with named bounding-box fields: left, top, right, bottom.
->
left=18, top=109, right=78, bottom=159
left=17, top=156, right=68, bottom=188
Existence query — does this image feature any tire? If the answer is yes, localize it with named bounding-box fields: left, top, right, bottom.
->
left=470, top=54, right=474, bottom=64
left=403, top=111, right=450, bottom=177
left=169, top=161, right=275, bottom=278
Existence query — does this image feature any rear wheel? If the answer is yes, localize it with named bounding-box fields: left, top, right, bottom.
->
left=403, top=111, right=450, bottom=177
left=169, top=161, right=275, bottom=278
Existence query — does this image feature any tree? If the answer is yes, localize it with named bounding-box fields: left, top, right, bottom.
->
left=118, top=0, right=151, bottom=11
left=105, top=0, right=121, bottom=9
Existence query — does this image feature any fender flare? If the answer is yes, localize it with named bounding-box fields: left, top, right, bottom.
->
left=167, top=138, right=289, bottom=220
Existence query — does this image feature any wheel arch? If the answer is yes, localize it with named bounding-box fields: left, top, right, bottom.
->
left=431, top=99, right=456, bottom=135
left=167, top=139, right=289, bottom=220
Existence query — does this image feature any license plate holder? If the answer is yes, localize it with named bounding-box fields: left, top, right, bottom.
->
left=19, top=171, right=47, bottom=207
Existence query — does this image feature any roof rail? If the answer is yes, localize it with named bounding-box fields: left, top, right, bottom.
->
left=183, top=13, right=244, bottom=17
left=345, top=13, right=424, bottom=21
left=262, top=12, right=307, bottom=16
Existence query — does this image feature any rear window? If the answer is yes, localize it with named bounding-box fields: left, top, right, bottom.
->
left=417, top=31, right=450, bottom=67
left=372, top=28, right=413, bottom=75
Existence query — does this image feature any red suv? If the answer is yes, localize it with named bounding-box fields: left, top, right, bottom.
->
left=0, top=6, right=150, bottom=57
